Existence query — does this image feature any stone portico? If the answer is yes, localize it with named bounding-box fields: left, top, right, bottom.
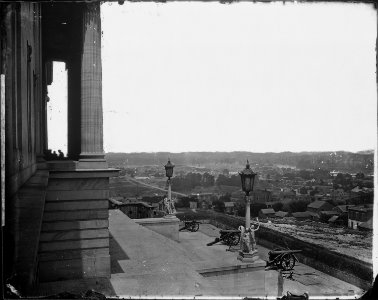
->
left=1, top=1, right=118, bottom=293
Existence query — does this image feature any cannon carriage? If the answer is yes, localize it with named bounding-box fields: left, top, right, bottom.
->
left=207, top=229, right=241, bottom=247
left=267, top=248, right=301, bottom=270
left=179, top=220, right=201, bottom=232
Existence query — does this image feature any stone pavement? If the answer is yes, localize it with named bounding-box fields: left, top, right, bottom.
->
left=36, top=211, right=365, bottom=298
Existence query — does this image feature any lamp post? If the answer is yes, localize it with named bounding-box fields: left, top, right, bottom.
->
left=238, top=160, right=264, bottom=264
left=239, top=160, right=257, bottom=229
left=164, top=158, right=175, bottom=217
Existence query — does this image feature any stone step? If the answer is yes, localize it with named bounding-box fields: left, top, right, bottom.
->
left=46, top=189, right=109, bottom=201
left=41, top=219, right=108, bottom=232
left=44, top=200, right=108, bottom=211
left=42, top=209, right=108, bottom=222
left=39, top=237, right=109, bottom=252
left=40, top=228, right=109, bottom=242
left=39, top=255, right=110, bottom=282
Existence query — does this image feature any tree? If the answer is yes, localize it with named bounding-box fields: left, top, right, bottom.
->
left=251, top=203, right=266, bottom=217
left=272, top=202, right=283, bottom=211
left=299, top=187, right=308, bottom=195
left=177, top=196, right=196, bottom=208
left=219, top=193, right=231, bottom=202
left=212, top=200, right=225, bottom=213
left=288, top=200, right=308, bottom=213
left=216, top=174, right=228, bottom=186
left=299, top=170, right=312, bottom=180
left=201, top=172, right=215, bottom=187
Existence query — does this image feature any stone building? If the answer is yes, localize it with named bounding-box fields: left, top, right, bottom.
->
left=348, top=205, right=373, bottom=230
left=1, top=1, right=118, bottom=294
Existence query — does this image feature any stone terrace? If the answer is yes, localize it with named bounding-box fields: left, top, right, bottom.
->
left=36, top=209, right=364, bottom=298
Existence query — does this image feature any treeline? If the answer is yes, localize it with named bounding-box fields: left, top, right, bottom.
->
left=171, top=173, right=245, bottom=192
left=171, top=172, right=215, bottom=191
left=106, top=151, right=374, bottom=173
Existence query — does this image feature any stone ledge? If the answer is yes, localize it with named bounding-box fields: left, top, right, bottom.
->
left=134, top=217, right=179, bottom=242
left=49, top=168, right=119, bottom=179
left=134, top=217, right=180, bottom=225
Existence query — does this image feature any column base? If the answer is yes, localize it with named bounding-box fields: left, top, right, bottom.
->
left=77, top=158, right=108, bottom=169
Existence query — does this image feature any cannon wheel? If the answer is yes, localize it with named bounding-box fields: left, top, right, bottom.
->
left=189, top=222, right=199, bottom=232
left=227, top=233, right=240, bottom=246
left=280, top=253, right=296, bottom=270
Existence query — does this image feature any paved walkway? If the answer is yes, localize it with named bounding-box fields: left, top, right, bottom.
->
left=37, top=211, right=365, bottom=298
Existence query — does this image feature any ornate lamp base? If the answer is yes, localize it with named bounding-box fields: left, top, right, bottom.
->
left=164, top=213, right=176, bottom=219
left=237, top=250, right=261, bottom=263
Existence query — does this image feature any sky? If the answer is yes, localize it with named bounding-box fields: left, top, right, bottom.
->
left=48, top=2, right=377, bottom=154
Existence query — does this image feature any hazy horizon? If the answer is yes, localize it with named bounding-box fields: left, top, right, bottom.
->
left=105, top=149, right=375, bottom=154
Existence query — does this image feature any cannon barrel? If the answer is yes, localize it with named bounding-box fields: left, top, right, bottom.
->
left=206, top=237, right=221, bottom=246
left=269, top=250, right=302, bottom=255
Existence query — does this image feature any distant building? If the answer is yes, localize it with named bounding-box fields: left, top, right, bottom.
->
left=259, top=208, right=276, bottom=219
left=358, top=218, right=373, bottom=231
left=279, top=189, right=296, bottom=201
left=307, top=211, right=320, bottom=220
left=331, top=189, right=347, bottom=201
left=275, top=211, right=289, bottom=218
left=348, top=205, right=373, bottom=230
left=307, top=200, right=334, bottom=214
left=330, top=171, right=341, bottom=177
left=328, top=215, right=342, bottom=225
left=224, top=202, right=235, bottom=215
left=191, top=193, right=214, bottom=203
left=292, top=211, right=311, bottom=220
left=189, top=201, right=198, bottom=209
left=319, top=211, right=339, bottom=221
left=333, top=205, right=353, bottom=215
left=252, top=189, right=273, bottom=204
left=265, top=201, right=275, bottom=208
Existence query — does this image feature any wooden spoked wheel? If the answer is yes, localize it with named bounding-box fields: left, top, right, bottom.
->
left=227, top=233, right=240, bottom=246
left=189, top=222, right=199, bottom=232
left=280, top=254, right=296, bottom=270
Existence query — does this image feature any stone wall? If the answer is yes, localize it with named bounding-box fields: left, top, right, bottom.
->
left=179, top=210, right=373, bottom=289
left=256, top=225, right=373, bottom=290
left=2, top=2, right=44, bottom=197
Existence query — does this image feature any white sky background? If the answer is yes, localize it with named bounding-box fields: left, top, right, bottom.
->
left=47, top=63, right=67, bottom=154
left=101, top=2, right=377, bottom=153
left=48, top=2, right=377, bottom=154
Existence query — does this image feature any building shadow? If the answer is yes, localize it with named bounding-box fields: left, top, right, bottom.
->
left=109, top=233, right=129, bottom=274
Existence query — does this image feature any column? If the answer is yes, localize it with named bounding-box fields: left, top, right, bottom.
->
left=78, top=2, right=107, bottom=169
left=67, top=56, right=81, bottom=160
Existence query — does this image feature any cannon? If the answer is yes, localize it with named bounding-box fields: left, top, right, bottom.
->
left=267, top=248, right=301, bottom=271
left=207, top=229, right=240, bottom=247
left=179, top=220, right=201, bottom=232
